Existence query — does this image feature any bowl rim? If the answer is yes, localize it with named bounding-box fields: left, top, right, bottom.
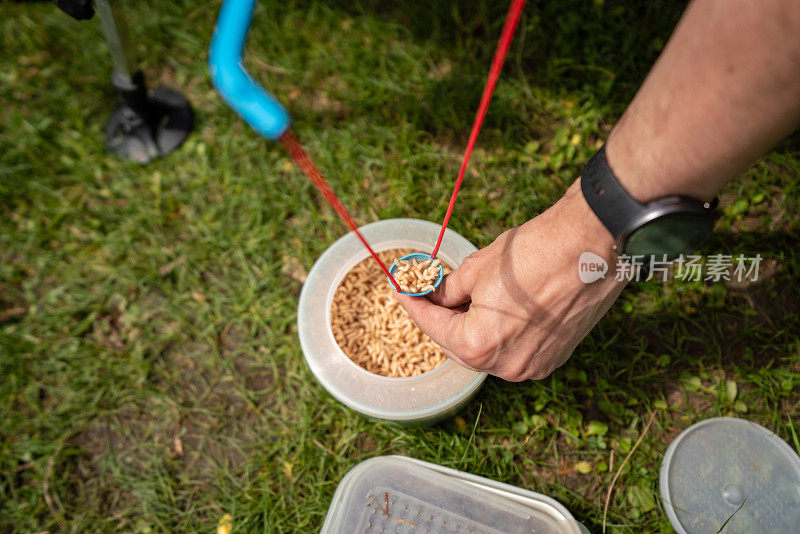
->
left=298, top=218, right=486, bottom=421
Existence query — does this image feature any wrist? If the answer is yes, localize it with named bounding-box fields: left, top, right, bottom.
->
left=517, top=179, right=627, bottom=289
left=558, top=179, right=618, bottom=263
left=559, top=180, right=629, bottom=288
left=605, top=126, right=672, bottom=203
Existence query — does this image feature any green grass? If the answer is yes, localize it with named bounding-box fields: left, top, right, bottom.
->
left=1, top=0, right=799, bottom=532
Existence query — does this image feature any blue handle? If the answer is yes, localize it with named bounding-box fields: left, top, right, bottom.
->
left=209, top=0, right=290, bottom=140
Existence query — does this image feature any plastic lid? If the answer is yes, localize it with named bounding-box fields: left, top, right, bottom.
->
left=298, top=219, right=485, bottom=423
left=322, top=456, right=582, bottom=533
left=660, top=417, right=800, bottom=533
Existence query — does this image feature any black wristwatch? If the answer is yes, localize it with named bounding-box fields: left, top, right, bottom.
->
left=580, top=146, right=715, bottom=261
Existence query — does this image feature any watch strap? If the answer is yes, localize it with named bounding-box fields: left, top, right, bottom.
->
left=580, top=145, right=648, bottom=238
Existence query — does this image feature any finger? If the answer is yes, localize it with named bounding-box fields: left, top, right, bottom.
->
left=428, top=267, right=475, bottom=308
left=393, top=292, right=468, bottom=354
left=395, top=293, right=485, bottom=373
left=436, top=344, right=484, bottom=373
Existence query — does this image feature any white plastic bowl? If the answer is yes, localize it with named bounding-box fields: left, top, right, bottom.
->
left=297, top=218, right=486, bottom=424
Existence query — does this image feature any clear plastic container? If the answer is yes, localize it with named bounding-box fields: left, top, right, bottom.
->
left=660, top=417, right=800, bottom=533
left=321, top=456, right=586, bottom=533
left=297, top=218, right=486, bottom=424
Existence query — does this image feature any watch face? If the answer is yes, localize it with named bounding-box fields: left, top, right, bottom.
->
left=624, top=212, right=712, bottom=260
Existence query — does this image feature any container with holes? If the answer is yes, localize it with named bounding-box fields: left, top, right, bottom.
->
left=297, top=218, right=486, bottom=424
left=321, top=455, right=588, bottom=533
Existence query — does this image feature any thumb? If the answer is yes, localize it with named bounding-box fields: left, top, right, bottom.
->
left=393, top=292, right=467, bottom=354
left=428, top=263, right=476, bottom=308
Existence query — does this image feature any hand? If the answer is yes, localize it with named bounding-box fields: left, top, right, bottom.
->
left=395, top=180, right=627, bottom=381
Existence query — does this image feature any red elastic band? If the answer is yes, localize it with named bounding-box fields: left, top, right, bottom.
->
left=280, top=130, right=401, bottom=291
left=431, top=0, right=526, bottom=259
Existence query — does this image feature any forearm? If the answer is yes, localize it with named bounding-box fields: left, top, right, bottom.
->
left=606, top=0, right=800, bottom=203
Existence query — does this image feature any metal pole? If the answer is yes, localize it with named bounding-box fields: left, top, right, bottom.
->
left=94, top=0, right=136, bottom=80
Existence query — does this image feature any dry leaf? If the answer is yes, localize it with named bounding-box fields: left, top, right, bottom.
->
left=283, top=461, right=293, bottom=479
left=158, top=257, right=185, bottom=277
left=217, top=513, right=233, bottom=534
left=281, top=257, right=307, bottom=284
left=0, top=307, right=26, bottom=323
left=454, top=417, right=467, bottom=431
left=173, top=436, right=183, bottom=457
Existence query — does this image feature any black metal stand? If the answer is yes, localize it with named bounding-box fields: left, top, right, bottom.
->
left=56, top=0, right=193, bottom=164
left=104, top=71, right=194, bottom=164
